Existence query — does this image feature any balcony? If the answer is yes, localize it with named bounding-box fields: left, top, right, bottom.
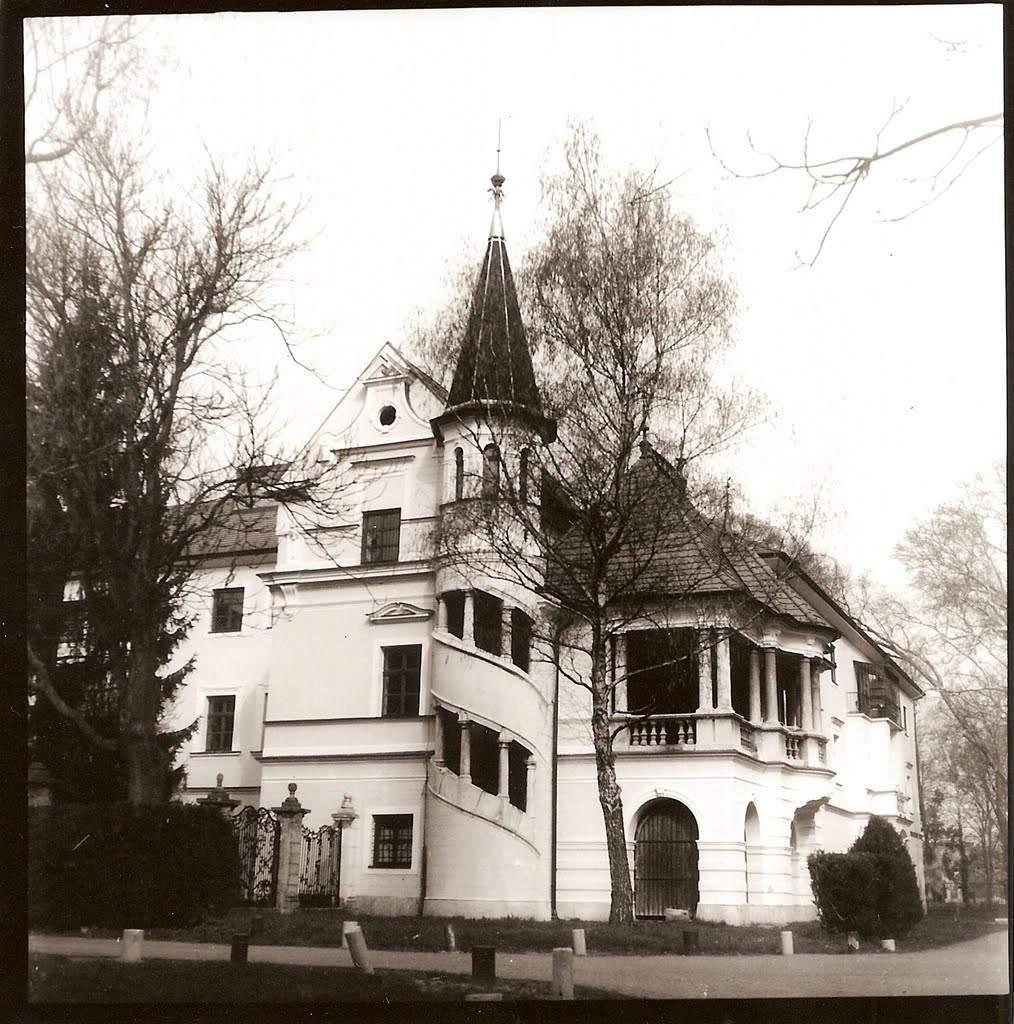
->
left=612, top=711, right=825, bottom=767
left=846, top=690, right=902, bottom=730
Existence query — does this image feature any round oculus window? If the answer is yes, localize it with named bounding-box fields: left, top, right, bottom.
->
left=379, top=405, right=397, bottom=426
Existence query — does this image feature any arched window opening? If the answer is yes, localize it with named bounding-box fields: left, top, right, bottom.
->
left=453, top=447, right=464, bottom=501
left=481, top=444, right=500, bottom=498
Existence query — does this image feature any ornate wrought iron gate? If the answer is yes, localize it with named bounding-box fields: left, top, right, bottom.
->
left=634, top=800, right=700, bottom=918
left=299, top=823, right=342, bottom=907
left=232, top=806, right=281, bottom=906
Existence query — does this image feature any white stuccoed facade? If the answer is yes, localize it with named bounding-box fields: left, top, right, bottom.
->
left=167, top=179, right=924, bottom=924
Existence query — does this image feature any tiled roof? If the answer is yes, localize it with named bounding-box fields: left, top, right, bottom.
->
left=548, top=446, right=831, bottom=630
left=181, top=502, right=278, bottom=560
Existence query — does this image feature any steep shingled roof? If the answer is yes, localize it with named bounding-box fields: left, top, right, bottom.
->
left=548, top=443, right=831, bottom=631
left=434, top=169, right=555, bottom=442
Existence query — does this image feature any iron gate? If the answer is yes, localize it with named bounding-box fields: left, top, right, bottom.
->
left=231, top=806, right=281, bottom=906
left=299, top=823, right=342, bottom=907
left=634, top=799, right=700, bottom=918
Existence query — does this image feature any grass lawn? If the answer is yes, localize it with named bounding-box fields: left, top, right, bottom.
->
left=44, top=902, right=1007, bottom=957
left=29, top=954, right=619, bottom=1002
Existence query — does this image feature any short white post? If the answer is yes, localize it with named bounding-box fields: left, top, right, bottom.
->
left=881, top=938, right=896, bottom=952
left=121, top=929, right=144, bottom=962
left=779, top=930, right=794, bottom=956
left=571, top=928, right=586, bottom=956
left=444, top=923, right=457, bottom=952
left=847, top=931, right=860, bottom=953
left=551, top=947, right=574, bottom=999
left=346, top=926, right=373, bottom=974
left=341, top=920, right=360, bottom=949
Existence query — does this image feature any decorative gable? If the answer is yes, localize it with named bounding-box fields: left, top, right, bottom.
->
left=368, top=601, right=433, bottom=624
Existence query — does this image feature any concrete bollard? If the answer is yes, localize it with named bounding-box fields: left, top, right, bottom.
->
left=551, top=947, right=575, bottom=1000
left=471, top=946, right=496, bottom=986
left=881, top=938, right=896, bottom=952
left=571, top=928, right=586, bottom=956
left=847, top=931, right=860, bottom=953
left=346, top=926, right=373, bottom=974
left=231, top=933, right=249, bottom=964
left=780, top=930, right=794, bottom=956
left=341, top=920, right=359, bottom=949
left=444, top=923, right=457, bottom=952
left=682, top=930, right=699, bottom=955
left=249, top=912, right=263, bottom=941
left=121, top=929, right=144, bottom=962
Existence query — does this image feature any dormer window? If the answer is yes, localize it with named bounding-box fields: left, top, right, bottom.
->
left=362, top=509, right=401, bottom=564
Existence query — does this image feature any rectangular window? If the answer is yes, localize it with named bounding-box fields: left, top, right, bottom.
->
left=211, top=588, right=244, bottom=633
left=382, top=645, right=422, bottom=716
left=362, top=508, right=401, bottom=564
left=206, top=695, right=236, bottom=752
left=473, top=591, right=503, bottom=656
left=510, top=609, right=533, bottom=672
left=372, top=814, right=413, bottom=868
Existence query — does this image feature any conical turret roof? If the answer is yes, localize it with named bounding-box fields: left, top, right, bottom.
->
left=433, top=166, right=555, bottom=442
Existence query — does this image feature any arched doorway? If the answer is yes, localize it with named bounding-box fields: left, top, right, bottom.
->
left=634, top=799, right=699, bottom=918
left=744, top=802, right=761, bottom=904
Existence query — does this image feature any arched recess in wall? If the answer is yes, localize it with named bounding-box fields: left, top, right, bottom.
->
left=633, top=798, right=699, bottom=919
left=453, top=447, right=464, bottom=500
left=481, top=444, right=500, bottom=498
left=744, top=802, right=761, bottom=904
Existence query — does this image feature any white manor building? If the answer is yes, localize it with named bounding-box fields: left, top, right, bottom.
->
left=168, top=170, right=925, bottom=924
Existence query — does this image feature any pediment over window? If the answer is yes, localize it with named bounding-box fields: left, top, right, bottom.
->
left=368, top=601, right=433, bottom=624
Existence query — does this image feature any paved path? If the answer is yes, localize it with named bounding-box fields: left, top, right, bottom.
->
left=29, top=928, right=1009, bottom=999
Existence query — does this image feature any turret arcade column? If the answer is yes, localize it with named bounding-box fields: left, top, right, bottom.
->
left=748, top=649, right=762, bottom=724
left=462, top=592, right=475, bottom=644
left=799, top=656, right=814, bottom=732
left=715, top=628, right=733, bottom=712
left=613, top=634, right=627, bottom=713
left=697, top=627, right=714, bottom=712
left=458, top=714, right=471, bottom=785
left=763, top=648, right=778, bottom=724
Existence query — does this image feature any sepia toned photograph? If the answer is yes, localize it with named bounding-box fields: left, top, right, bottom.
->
left=23, top=5, right=1005, bottom=1015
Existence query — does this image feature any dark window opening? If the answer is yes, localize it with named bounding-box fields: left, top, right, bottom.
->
left=211, top=588, right=244, bottom=633
left=379, top=405, right=397, bottom=426
left=444, top=591, right=465, bottom=639
left=510, top=609, right=533, bottom=672
left=625, top=628, right=698, bottom=715
left=382, top=645, right=422, bottom=716
left=775, top=652, right=798, bottom=726
left=438, top=707, right=461, bottom=774
left=481, top=444, right=500, bottom=498
left=473, top=591, right=503, bottom=656
left=469, top=722, right=499, bottom=796
left=518, top=448, right=531, bottom=503
left=508, top=741, right=530, bottom=811
left=206, top=695, right=236, bottom=752
left=730, top=634, right=751, bottom=717
left=371, top=814, right=412, bottom=868
left=362, top=508, right=400, bottom=564
left=853, top=661, right=901, bottom=727
left=453, top=447, right=464, bottom=500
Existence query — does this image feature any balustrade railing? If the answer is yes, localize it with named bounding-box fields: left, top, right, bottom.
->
left=739, top=723, right=757, bottom=753
left=785, top=734, right=801, bottom=760
left=846, top=690, right=902, bottom=728
left=628, top=715, right=697, bottom=747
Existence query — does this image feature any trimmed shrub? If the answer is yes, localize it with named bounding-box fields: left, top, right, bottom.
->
left=849, top=815, right=924, bottom=937
left=30, top=802, right=241, bottom=930
left=807, top=851, right=879, bottom=936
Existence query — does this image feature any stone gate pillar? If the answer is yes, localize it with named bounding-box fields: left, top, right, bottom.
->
left=272, top=783, right=310, bottom=914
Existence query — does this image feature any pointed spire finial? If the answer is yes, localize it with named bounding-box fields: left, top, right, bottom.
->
left=489, top=119, right=505, bottom=238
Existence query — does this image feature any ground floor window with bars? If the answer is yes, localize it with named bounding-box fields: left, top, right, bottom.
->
left=371, top=814, right=413, bottom=868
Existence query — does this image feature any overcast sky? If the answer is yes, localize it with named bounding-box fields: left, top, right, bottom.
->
left=30, top=7, right=1005, bottom=590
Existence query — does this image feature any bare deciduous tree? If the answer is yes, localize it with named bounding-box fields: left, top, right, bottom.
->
left=25, top=115, right=327, bottom=806
left=853, top=463, right=1007, bottom=886
left=428, top=125, right=795, bottom=922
